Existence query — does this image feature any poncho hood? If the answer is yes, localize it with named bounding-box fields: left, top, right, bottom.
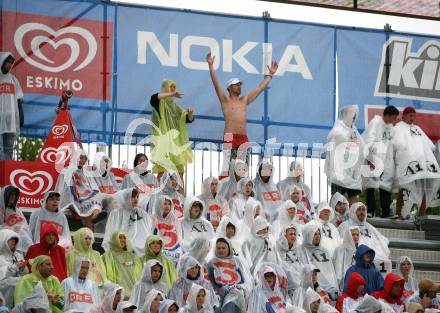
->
left=381, top=273, right=405, bottom=305
left=213, top=237, right=233, bottom=259
left=302, top=223, right=321, bottom=247
left=0, top=52, right=14, bottom=75
left=39, top=222, right=60, bottom=247
left=236, top=177, right=253, bottom=197
left=345, top=272, right=366, bottom=299
left=300, top=264, right=319, bottom=289
left=29, top=255, right=52, bottom=281
left=72, top=227, right=95, bottom=254
left=341, top=226, right=361, bottom=250
left=255, top=159, right=275, bottom=184
left=276, top=224, right=300, bottom=252
left=141, top=259, right=164, bottom=284
left=330, top=192, right=348, bottom=213
left=355, top=244, right=376, bottom=267
left=251, top=216, right=270, bottom=237
left=109, top=230, right=133, bottom=253
left=349, top=202, right=367, bottom=224
left=278, top=200, right=299, bottom=224
left=216, top=216, right=239, bottom=240
left=140, top=289, right=163, bottom=313
left=12, top=281, right=50, bottom=313
left=186, top=237, right=211, bottom=263
left=102, top=282, right=124, bottom=313
left=154, top=195, right=175, bottom=218
left=177, top=254, right=202, bottom=283
left=158, top=299, right=179, bottom=313
left=201, top=177, right=218, bottom=199
left=303, top=287, right=321, bottom=313
left=93, top=152, right=112, bottom=176
left=183, top=197, right=206, bottom=221
left=70, top=256, right=91, bottom=286
left=159, top=172, right=180, bottom=193
left=0, top=228, right=19, bottom=256
left=354, top=294, right=382, bottom=313
left=315, top=202, right=334, bottom=224
left=185, top=283, right=210, bottom=312
left=397, top=255, right=414, bottom=279
left=144, top=235, right=165, bottom=259
left=243, top=197, right=262, bottom=228
left=0, top=185, right=20, bottom=213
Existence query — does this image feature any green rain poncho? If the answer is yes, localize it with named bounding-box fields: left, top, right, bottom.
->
left=67, top=228, right=107, bottom=287
left=14, top=255, right=64, bottom=313
left=151, top=80, right=193, bottom=173
left=102, top=231, right=143, bottom=299
left=138, top=235, right=178, bottom=289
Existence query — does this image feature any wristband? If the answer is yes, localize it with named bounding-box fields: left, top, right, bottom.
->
left=266, top=74, right=273, bottom=78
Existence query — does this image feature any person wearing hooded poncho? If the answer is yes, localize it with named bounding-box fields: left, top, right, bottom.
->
left=0, top=52, right=23, bottom=161
left=276, top=224, right=303, bottom=301
left=0, top=186, right=33, bottom=254
left=159, top=299, right=180, bottom=313
left=149, top=172, right=186, bottom=218
left=122, top=153, right=158, bottom=198
left=207, top=237, right=251, bottom=313
left=277, top=160, right=314, bottom=209
left=180, top=197, right=214, bottom=253
left=151, top=195, right=183, bottom=265
left=89, top=282, right=123, bottom=313
left=0, top=229, right=28, bottom=308
left=307, top=202, right=342, bottom=258
left=333, top=226, right=362, bottom=289
left=290, top=264, right=333, bottom=309
left=198, top=177, right=230, bottom=230
left=218, top=160, right=249, bottom=202
left=62, top=257, right=100, bottom=313
left=335, top=272, right=366, bottom=313
left=28, top=191, right=72, bottom=252
left=241, top=216, right=280, bottom=276
left=372, top=273, right=406, bottom=313
left=284, top=185, right=313, bottom=224
left=169, top=255, right=218, bottom=309
left=90, top=152, right=119, bottom=195
left=11, top=281, right=50, bottom=313
left=214, top=216, right=248, bottom=268
left=273, top=200, right=304, bottom=242
left=397, top=256, right=418, bottom=299
left=139, top=235, right=178, bottom=289
left=253, top=159, right=282, bottom=222
left=181, top=237, right=212, bottom=286
left=130, top=260, right=168, bottom=308
left=297, top=223, right=339, bottom=301
left=229, top=177, right=254, bottom=223
left=239, top=197, right=267, bottom=243
left=353, top=294, right=382, bottom=313
left=338, top=202, right=390, bottom=264
left=325, top=105, right=364, bottom=205
left=14, top=255, right=64, bottom=313
left=362, top=106, right=399, bottom=218
left=329, top=192, right=349, bottom=228
left=25, top=222, right=67, bottom=282
left=103, top=188, right=152, bottom=256
left=181, top=284, right=214, bottom=313
left=343, top=244, right=384, bottom=294
left=138, top=289, right=163, bottom=313
left=67, top=228, right=107, bottom=288
left=247, top=262, right=289, bottom=313
left=150, top=80, right=194, bottom=181
left=392, top=107, right=440, bottom=219
left=102, top=231, right=143, bottom=299
left=303, top=287, right=338, bottom=313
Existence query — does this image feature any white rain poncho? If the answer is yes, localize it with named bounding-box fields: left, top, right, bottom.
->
left=103, top=188, right=152, bottom=256
left=130, top=260, right=168, bottom=308
left=182, top=237, right=212, bottom=285
left=159, top=299, right=179, bottom=313
left=273, top=200, right=305, bottom=245
left=284, top=185, right=313, bottom=224
left=198, top=177, right=230, bottom=230
left=393, top=120, right=440, bottom=187
left=362, top=115, right=395, bottom=191
left=11, top=281, right=50, bottom=313
left=253, top=159, right=283, bottom=222
left=182, top=284, right=214, bottom=313
left=151, top=195, right=182, bottom=265
left=329, top=192, right=349, bottom=227
left=28, top=191, right=72, bottom=250
left=333, top=226, right=362, bottom=289
left=0, top=229, right=28, bottom=308
left=276, top=225, right=303, bottom=298
left=242, top=216, right=280, bottom=276
left=90, top=152, right=119, bottom=194
left=297, top=224, right=339, bottom=300
left=149, top=172, right=186, bottom=218
left=180, top=197, right=214, bottom=252
left=303, top=287, right=338, bottom=313
left=277, top=160, right=314, bottom=207
left=215, top=216, right=246, bottom=264
left=247, top=263, right=288, bottom=313
left=338, top=202, right=390, bottom=261
left=290, top=264, right=319, bottom=308
left=62, top=257, right=100, bottom=313
left=89, top=282, right=124, bottom=313
left=307, top=202, right=342, bottom=258
left=325, top=105, right=364, bottom=191
left=229, top=177, right=254, bottom=222
left=139, top=289, right=164, bottom=313
left=0, top=186, right=33, bottom=254
left=218, top=159, right=249, bottom=202
left=121, top=157, right=158, bottom=197
left=397, top=256, right=418, bottom=296
left=169, top=255, right=218, bottom=309
left=353, top=294, right=382, bottom=313
left=207, top=237, right=251, bottom=312
left=0, top=52, right=23, bottom=136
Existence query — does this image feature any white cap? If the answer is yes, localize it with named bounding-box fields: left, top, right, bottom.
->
left=226, top=78, right=242, bottom=88
left=117, top=301, right=137, bottom=311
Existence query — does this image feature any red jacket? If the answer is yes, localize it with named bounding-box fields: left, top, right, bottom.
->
left=336, top=272, right=365, bottom=313
left=25, top=222, right=67, bottom=281
left=372, top=273, right=405, bottom=308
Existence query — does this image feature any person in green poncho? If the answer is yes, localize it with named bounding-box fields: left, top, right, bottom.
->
left=102, top=231, right=143, bottom=299
left=67, top=227, right=107, bottom=288
left=138, top=235, right=178, bottom=289
left=14, top=255, right=64, bottom=313
left=150, top=79, right=194, bottom=194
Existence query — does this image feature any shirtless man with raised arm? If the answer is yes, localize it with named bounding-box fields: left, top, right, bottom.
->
left=206, top=52, right=278, bottom=178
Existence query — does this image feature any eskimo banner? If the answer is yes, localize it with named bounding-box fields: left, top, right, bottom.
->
left=337, top=29, right=440, bottom=142
left=115, top=6, right=336, bottom=145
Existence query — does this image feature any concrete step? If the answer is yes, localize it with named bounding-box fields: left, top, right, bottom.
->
left=389, top=239, right=440, bottom=251
left=369, top=217, right=417, bottom=230
left=390, top=248, right=440, bottom=263
left=378, top=228, right=425, bottom=240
